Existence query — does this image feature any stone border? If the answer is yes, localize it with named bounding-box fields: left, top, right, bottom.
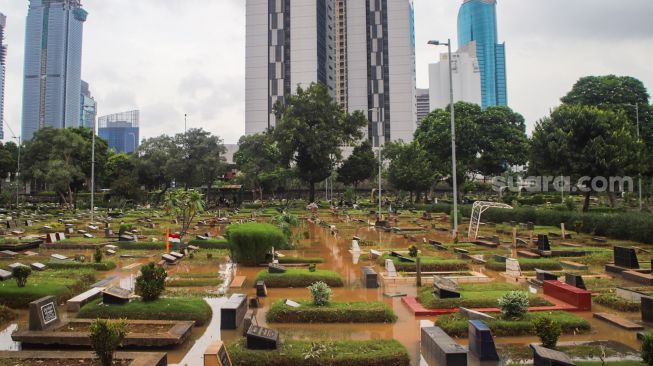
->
left=0, top=351, right=166, bottom=366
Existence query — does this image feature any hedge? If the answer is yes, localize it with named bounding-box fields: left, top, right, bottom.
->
left=186, top=239, right=229, bottom=249
left=378, top=255, right=467, bottom=272
left=266, top=300, right=397, bottom=323
left=47, top=261, right=117, bottom=271
left=255, top=269, right=344, bottom=288
left=228, top=339, right=410, bottom=366
left=226, top=223, right=287, bottom=266
left=436, top=311, right=590, bottom=338
left=417, top=284, right=550, bottom=310
left=485, top=258, right=563, bottom=272
left=278, top=257, right=325, bottom=264
left=77, top=297, right=212, bottom=326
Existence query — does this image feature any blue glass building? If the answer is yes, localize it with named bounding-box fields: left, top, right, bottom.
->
left=457, top=0, right=507, bottom=109
left=98, top=110, right=140, bottom=154
left=21, top=0, right=88, bottom=141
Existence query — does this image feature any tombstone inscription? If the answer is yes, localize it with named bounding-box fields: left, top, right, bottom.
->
left=28, top=296, right=61, bottom=331
left=246, top=325, right=279, bottom=350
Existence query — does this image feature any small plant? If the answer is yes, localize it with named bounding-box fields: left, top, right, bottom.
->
left=12, top=266, right=31, bottom=288
left=94, top=247, right=103, bottom=263
left=189, top=252, right=194, bottom=259
left=303, top=342, right=331, bottom=360
left=308, top=281, right=332, bottom=306
left=643, top=331, right=653, bottom=365
left=533, top=316, right=561, bottom=349
left=89, top=318, right=126, bottom=366
left=206, top=253, right=213, bottom=259
left=308, top=264, right=317, bottom=272
left=498, top=291, right=529, bottom=319
left=135, top=262, right=167, bottom=302
left=408, top=245, right=418, bottom=258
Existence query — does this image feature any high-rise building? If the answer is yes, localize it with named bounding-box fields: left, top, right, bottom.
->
left=428, top=42, right=482, bottom=110
left=98, top=110, right=140, bottom=154
left=416, top=88, right=429, bottom=124
left=80, top=80, right=96, bottom=130
left=457, top=0, right=506, bottom=109
left=0, top=13, right=7, bottom=140
left=245, top=0, right=417, bottom=146
left=21, top=0, right=88, bottom=141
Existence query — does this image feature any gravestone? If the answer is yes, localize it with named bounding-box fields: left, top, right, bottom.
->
left=530, top=344, right=575, bottom=366
left=0, top=250, right=17, bottom=258
left=537, top=235, right=550, bottom=251
left=249, top=297, right=260, bottom=308
left=30, top=263, right=46, bottom=271
left=0, top=269, right=12, bottom=280
left=256, top=281, right=268, bottom=297
left=433, top=275, right=460, bottom=299
left=506, top=258, right=522, bottom=277
left=51, top=254, right=68, bottom=261
left=105, top=228, right=113, bottom=237
left=459, top=307, right=495, bottom=321
left=28, top=296, right=61, bottom=331
left=642, top=296, right=653, bottom=323
left=45, top=233, right=57, bottom=244
left=385, top=259, right=397, bottom=278
left=468, top=320, right=500, bottom=361
left=398, top=255, right=415, bottom=263
left=105, top=244, right=118, bottom=251
left=284, top=299, right=301, bottom=308
left=614, top=246, right=639, bottom=269
left=564, top=273, right=586, bottom=290
left=83, top=233, right=94, bottom=238
left=369, top=249, right=382, bottom=260
left=536, top=269, right=559, bottom=282
left=246, top=325, right=279, bottom=350
left=362, top=266, right=379, bottom=288
left=204, top=341, right=232, bottom=366
left=102, top=286, right=132, bottom=305
left=242, top=310, right=258, bottom=336
left=55, top=232, right=66, bottom=241
left=65, top=227, right=74, bottom=235
left=268, top=263, right=286, bottom=273
left=421, top=326, right=468, bottom=366
left=170, top=251, right=184, bottom=259
left=221, top=293, right=248, bottom=330
left=389, top=251, right=402, bottom=258
left=8, top=262, right=27, bottom=270
left=162, top=254, right=177, bottom=263
left=516, top=238, right=529, bottom=247
left=351, top=240, right=361, bottom=252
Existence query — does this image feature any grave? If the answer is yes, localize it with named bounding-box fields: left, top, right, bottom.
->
left=268, top=263, right=287, bottom=273
left=362, top=266, right=379, bottom=288
left=0, top=250, right=17, bottom=258
left=537, top=235, right=551, bottom=251
left=23, top=251, right=38, bottom=257
left=350, top=239, right=361, bottom=253
left=45, top=233, right=57, bottom=244
left=65, top=227, right=74, bottom=235
left=493, top=255, right=508, bottom=263
left=8, top=262, right=27, bottom=270
left=105, top=228, right=113, bottom=237
left=564, top=273, right=586, bottom=290
left=642, top=296, right=653, bottom=323
left=518, top=250, right=541, bottom=259
left=593, top=312, right=643, bottom=330
left=530, top=344, right=575, bottom=366
left=459, top=307, right=495, bottom=321
left=398, top=255, right=415, bottom=263
left=170, top=251, right=184, bottom=259
left=102, top=286, right=132, bottom=305
left=83, top=233, right=94, bottom=239
left=543, top=280, right=591, bottom=311
left=613, top=246, right=640, bottom=269
left=433, top=275, right=460, bottom=299
left=284, top=299, right=301, bottom=308
left=204, top=340, right=233, bottom=366
left=230, top=276, right=247, bottom=288
left=246, top=325, right=279, bottom=350
left=243, top=310, right=258, bottom=336
left=385, top=259, right=398, bottom=278
left=30, top=263, right=46, bottom=271
left=536, top=269, right=559, bottom=282
left=505, top=258, right=522, bottom=278
left=221, top=293, right=248, bottom=330
left=622, top=270, right=653, bottom=285
left=516, top=238, right=529, bottom=247
left=0, top=269, right=11, bottom=281
left=468, top=320, right=500, bottom=361
left=28, top=296, right=61, bottom=331
left=369, top=249, right=382, bottom=260
left=50, top=254, right=68, bottom=261
left=55, top=233, right=66, bottom=241
left=162, top=254, right=178, bottom=264
left=67, top=287, right=103, bottom=312
left=256, top=281, right=268, bottom=297
left=421, top=326, right=468, bottom=366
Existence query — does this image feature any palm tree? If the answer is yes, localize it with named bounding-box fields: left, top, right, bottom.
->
left=164, top=189, right=205, bottom=239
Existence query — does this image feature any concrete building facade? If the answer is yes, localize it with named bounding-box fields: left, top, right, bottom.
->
left=428, top=41, right=482, bottom=110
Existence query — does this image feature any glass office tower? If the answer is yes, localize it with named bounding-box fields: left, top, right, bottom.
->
left=457, top=0, right=507, bottom=109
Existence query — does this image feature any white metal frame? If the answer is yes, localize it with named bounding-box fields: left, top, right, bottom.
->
left=467, top=201, right=513, bottom=239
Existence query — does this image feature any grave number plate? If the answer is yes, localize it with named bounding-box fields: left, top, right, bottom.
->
left=41, top=302, right=57, bottom=324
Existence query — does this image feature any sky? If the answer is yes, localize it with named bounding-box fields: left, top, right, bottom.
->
left=1, top=0, right=652, bottom=144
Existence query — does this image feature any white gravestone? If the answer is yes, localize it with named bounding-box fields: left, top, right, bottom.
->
left=351, top=240, right=361, bottom=253
left=506, top=258, right=522, bottom=277
left=385, top=259, right=397, bottom=278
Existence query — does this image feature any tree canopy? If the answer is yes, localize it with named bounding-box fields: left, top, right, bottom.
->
left=337, top=141, right=376, bottom=188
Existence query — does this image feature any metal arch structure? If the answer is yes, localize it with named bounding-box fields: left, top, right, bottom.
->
left=467, top=201, right=513, bottom=239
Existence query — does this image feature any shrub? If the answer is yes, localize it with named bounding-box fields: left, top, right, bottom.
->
left=89, top=318, right=126, bottom=366
left=94, top=247, right=103, bottom=263
left=498, top=291, right=529, bottom=319
left=643, top=331, right=653, bottom=366
left=135, top=263, right=167, bottom=301
left=256, top=269, right=344, bottom=288
left=309, top=281, right=332, bottom=306
left=226, top=223, right=287, bottom=266
left=533, top=317, right=561, bottom=349
left=12, top=266, right=31, bottom=288
left=408, top=245, right=418, bottom=258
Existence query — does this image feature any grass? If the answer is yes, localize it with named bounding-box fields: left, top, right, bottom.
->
left=186, top=239, right=229, bottom=249
left=417, top=283, right=551, bottom=309
left=0, top=304, right=17, bottom=325
left=0, top=270, right=95, bottom=308
left=77, top=297, right=212, bottom=326
left=47, top=261, right=117, bottom=271
left=378, top=254, right=468, bottom=272
left=594, top=293, right=640, bottom=312
left=255, top=269, right=344, bottom=288
left=436, top=311, right=590, bottom=338
left=278, top=257, right=325, bottom=264
left=114, top=241, right=167, bottom=250
left=228, top=339, right=410, bottom=366
left=166, top=277, right=222, bottom=287
left=266, top=300, right=397, bottom=323
left=485, top=257, right=563, bottom=271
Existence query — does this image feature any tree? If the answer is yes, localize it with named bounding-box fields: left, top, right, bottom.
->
left=234, top=132, right=286, bottom=202
left=383, top=141, right=433, bottom=202
left=105, top=152, right=141, bottom=203
left=135, top=135, right=178, bottom=202
left=273, top=83, right=366, bottom=202
left=476, top=106, right=529, bottom=178
left=530, top=104, right=642, bottom=211
left=337, top=141, right=376, bottom=188
left=135, top=262, right=167, bottom=301
left=176, top=128, right=227, bottom=202
left=164, top=189, right=205, bottom=239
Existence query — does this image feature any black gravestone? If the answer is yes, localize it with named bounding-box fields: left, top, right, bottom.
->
left=398, top=255, right=416, bottom=263
left=493, top=255, right=508, bottom=263
left=421, top=326, right=467, bottom=366
left=536, top=269, right=559, bottom=282
left=389, top=251, right=402, bottom=258
left=642, top=296, right=653, bottom=323
left=28, top=296, right=61, bottom=331
left=102, top=286, right=132, bottom=305
left=614, top=246, right=639, bottom=269
left=246, top=325, right=279, bottom=350
left=268, top=263, right=287, bottom=273
left=362, top=266, right=379, bottom=288
left=256, top=281, right=268, bottom=297
left=433, top=276, right=460, bottom=299
left=537, top=235, right=551, bottom=251
left=564, top=273, right=586, bottom=290
left=468, top=320, right=500, bottom=361
left=531, top=344, right=575, bottom=366
left=221, top=293, right=248, bottom=330
left=242, top=310, right=258, bottom=336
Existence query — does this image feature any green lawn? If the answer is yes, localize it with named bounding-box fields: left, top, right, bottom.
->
left=485, top=257, right=563, bottom=271
left=266, top=300, right=397, bottom=323
left=77, top=297, right=212, bottom=325
left=0, top=269, right=95, bottom=308
left=418, top=283, right=551, bottom=309
left=255, top=269, right=344, bottom=288
left=377, top=254, right=468, bottom=272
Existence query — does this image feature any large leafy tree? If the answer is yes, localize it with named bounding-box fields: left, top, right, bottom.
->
left=105, top=152, right=141, bottom=203
left=234, top=132, right=286, bottom=202
left=177, top=128, right=227, bottom=202
left=530, top=104, right=642, bottom=212
left=135, top=135, right=179, bottom=201
left=383, top=141, right=433, bottom=202
left=337, top=141, right=376, bottom=188
left=164, top=188, right=205, bottom=239
left=0, top=142, right=17, bottom=189
left=273, top=83, right=366, bottom=202
left=476, top=106, right=529, bottom=178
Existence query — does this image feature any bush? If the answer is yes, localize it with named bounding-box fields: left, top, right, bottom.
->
left=47, top=261, right=117, bottom=271
left=90, top=319, right=126, bottom=366
left=266, top=300, right=397, bottom=323
left=226, top=223, right=287, bottom=266
left=309, top=281, right=332, bottom=306
left=408, top=245, right=418, bottom=258
left=94, top=247, right=103, bottom=263
left=498, top=291, right=529, bottom=319
left=78, top=297, right=212, bottom=326
left=642, top=331, right=653, bottom=366
left=12, top=266, right=31, bottom=288
left=135, top=263, right=167, bottom=301
left=533, top=317, right=561, bottom=349
left=256, top=269, right=344, bottom=288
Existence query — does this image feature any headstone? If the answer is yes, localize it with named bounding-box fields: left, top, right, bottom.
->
left=23, top=251, right=38, bottom=257
left=350, top=240, right=361, bottom=252
left=51, top=254, right=68, bottom=261
left=30, top=262, right=46, bottom=271
left=119, top=234, right=135, bottom=242
left=196, top=235, right=208, bottom=241
left=433, top=275, right=460, bottom=299
left=362, top=266, right=379, bottom=288
left=162, top=254, right=177, bottom=263
left=249, top=297, right=260, bottom=308
left=614, top=246, right=639, bottom=269
left=536, top=269, right=559, bottom=282
left=170, top=251, right=184, bottom=259
left=537, top=234, right=550, bottom=251
left=505, top=258, right=521, bottom=277
left=268, top=263, right=287, bottom=273
left=65, top=227, right=74, bottom=235
left=204, top=341, right=233, bottom=366
left=284, top=299, right=301, bottom=308
left=0, top=250, right=17, bottom=258
left=256, top=281, right=268, bottom=297
left=642, top=296, right=653, bottom=323
left=102, top=286, right=132, bottom=305
left=468, top=320, right=500, bottom=361
left=45, top=233, right=57, bottom=244
left=243, top=310, right=258, bottom=336
left=564, top=273, right=586, bottom=290
left=106, top=249, right=116, bottom=255
left=516, top=238, right=529, bottom=247
left=369, top=249, right=382, bottom=260
left=246, top=325, right=279, bottom=350
left=105, top=245, right=118, bottom=251
left=8, top=262, right=27, bottom=270
left=530, top=344, right=575, bottom=366
left=459, top=307, right=495, bottom=321
left=398, top=255, right=416, bottom=263
left=0, top=269, right=12, bottom=280
left=28, top=296, right=61, bottom=331
left=105, top=228, right=113, bottom=237
left=421, top=326, right=468, bottom=366
left=385, top=259, right=397, bottom=278
left=221, top=294, right=248, bottom=330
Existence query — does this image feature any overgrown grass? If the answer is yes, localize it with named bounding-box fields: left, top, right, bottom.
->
left=594, top=293, right=640, bottom=312
left=77, top=297, right=212, bottom=325
left=278, top=257, right=325, bottom=264
left=417, top=283, right=551, bottom=309
left=485, top=257, right=563, bottom=271
left=186, top=239, right=229, bottom=249
left=255, top=269, right=344, bottom=288
left=266, top=300, right=397, bottom=323
left=228, top=339, right=410, bottom=366
left=0, top=270, right=95, bottom=308
left=47, top=261, right=117, bottom=271
left=378, top=254, right=468, bottom=272
left=436, top=311, right=590, bottom=338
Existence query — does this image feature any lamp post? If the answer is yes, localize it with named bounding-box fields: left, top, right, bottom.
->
left=368, top=108, right=383, bottom=219
left=428, top=39, right=459, bottom=236
left=5, top=122, right=22, bottom=210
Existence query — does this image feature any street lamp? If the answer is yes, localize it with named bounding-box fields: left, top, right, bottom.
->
left=368, top=108, right=383, bottom=219
left=428, top=39, right=459, bottom=237
left=4, top=122, right=22, bottom=210
left=83, top=105, right=97, bottom=222
left=625, top=103, right=642, bottom=211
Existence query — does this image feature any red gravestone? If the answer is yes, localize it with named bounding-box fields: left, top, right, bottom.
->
left=543, top=280, right=591, bottom=311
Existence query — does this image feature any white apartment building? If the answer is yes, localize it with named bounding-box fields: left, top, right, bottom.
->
left=428, top=41, right=482, bottom=110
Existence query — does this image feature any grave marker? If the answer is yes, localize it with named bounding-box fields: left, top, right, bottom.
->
left=385, top=259, right=397, bottom=278
left=433, top=275, right=460, bottom=299
left=642, top=296, right=653, bottom=323
left=362, top=266, right=379, bottom=288
left=0, top=269, right=12, bottom=280
left=268, top=263, right=287, bottom=273
left=220, top=293, right=248, bottom=330
left=30, top=263, right=46, bottom=271
left=102, top=286, right=132, bottom=305
left=505, top=258, right=521, bottom=278
left=28, top=296, right=61, bottom=331
left=421, top=326, right=468, bottom=366
left=535, top=269, right=559, bottom=282
left=564, top=273, right=586, bottom=290
left=530, top=344, right=575, bottom=366
left=614, top=246, right=639, bottom=269
left=203, top=340, right=232, bottom=366
left=256, top=281, right=268, bottom=297
left=459, top=307, right=495, bottom=321
left=468, top=320, right=500, bottom=361
left=246, top=325, right=279, bottom=350
left=537, top=234, right=550, bottom=251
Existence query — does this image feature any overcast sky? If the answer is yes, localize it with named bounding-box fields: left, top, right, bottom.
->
left=1, top=0, right=652, bottom=143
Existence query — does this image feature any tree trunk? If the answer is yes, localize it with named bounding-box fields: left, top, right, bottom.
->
left=258, top=187, right=264, bottom=203
left=607, top=192, right=617, bottom=208
left=583, top=190, right=592, bottom=212
left=309, top=182, right=316, bottom=203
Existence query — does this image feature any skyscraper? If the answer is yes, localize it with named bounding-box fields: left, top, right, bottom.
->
left=416, top=88, right=430, bottom=124
left=98, top=110, right=140, bottom=154
left=428, top=42, right=482, bottom=110
left=245, top=0, right=417, bottom=146
left=0, top=13, right=7, bottom=140
left=21, top=0, right=88, bottom=141
left=457, top=0, right=506, bottom=109
left=80, top=80, right=96, bottom=129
